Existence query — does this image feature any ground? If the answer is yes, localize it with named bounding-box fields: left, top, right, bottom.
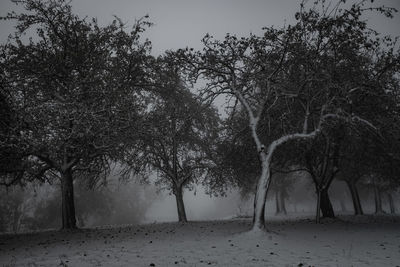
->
left=1, top=215, right=399, bottom=267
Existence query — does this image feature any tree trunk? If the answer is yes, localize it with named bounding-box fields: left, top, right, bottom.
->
left=346, top=180, right=363, bottom=215
left=77, top=213, right=85, bottom=228
left=275, top=190, right=281, bottom=215
left=252, top=158, right=271, bottom=231
left=174, top=186, right=187, bottom=223
left=387, top=193, right=395, bottom=214
left=316, top=189, right=321, bottom=224
left=374, top=186, right=384, bottom=214
left=275, top=189, right=287, bottom=215
left=280, top=190, right=287, bottom=215
left=252, top=186, right=257, bottom=224
left=320, top=188, right=335, bottom=218
left=12, top=207, right=22, bottom=233
left=61, top=169, right=77, bottom=229
left=250, top=129, right=320, bottom=231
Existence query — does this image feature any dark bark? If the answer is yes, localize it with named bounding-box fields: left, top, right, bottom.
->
left=346, top=180, right=363, bottom=215
left=388, top=193, right=396, bottom=214
left=61, top=168, right=77, bottom=229
left=275, top=190, right=280, bottom=214
left=252, top=187, right=257, bottom=224
left=280, top=190, right=287, bottom=215
left=308, top=139, right=339, bottom=223
left=316, top=189, right=321, bottom=223
left=171, top=115, right=188, bottom=222
left=275, top=189, right=287, bottom=215
left=320, top=188, right=335, bottom=218
left=12, top=207, right=22, bottom=233
left=374, top=186, right=384, bottom=214
left=174, top=186, right=187, bottom=222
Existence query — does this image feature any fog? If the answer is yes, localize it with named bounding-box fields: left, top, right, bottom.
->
left=2, top=171, right=397, bottom=233
left=146, top=187, right=243, bottom=223
left=1, top=1, right=400, bottom=266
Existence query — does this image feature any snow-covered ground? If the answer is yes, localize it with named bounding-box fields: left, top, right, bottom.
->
left=1, top=215, right=399, bottom=267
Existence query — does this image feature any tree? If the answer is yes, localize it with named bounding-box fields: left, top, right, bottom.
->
left=303, top=129, right=343, bottom=222
left=123, top=54, right=220, bottom=222
left=337, top=141, right=367, bottom=215
left=0, top=0, right=152, bottom=229
left=271, top=173, right=296, bottom=215
left=335, top=128, right=385, bottom=215
left=183, top=0, right=399, bottom=231
left=205, top=111, right=260, bottom=198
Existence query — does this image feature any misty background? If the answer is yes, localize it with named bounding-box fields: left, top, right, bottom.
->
left=1, top=167, right=395, bottom=233
left=1, top=0, right=399, bottom=233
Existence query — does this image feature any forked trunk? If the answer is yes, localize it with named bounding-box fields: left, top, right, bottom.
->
left=61, top=168, right=77, bottom=230
left=251, top=131, right=319, bottom=231
left=346, top=180, right=363, bottom=215
left=174, top=186, right=187, bottom=223
left=320, top=187, right=335, bottom=218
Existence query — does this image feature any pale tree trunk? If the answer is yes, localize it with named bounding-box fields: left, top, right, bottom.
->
left=252, top=132, right=320, bottom=231
left=387, top=193, right=395, bottom=214
left=233, top=78, right=376, bottom=231
left=346, top=180, right=363, bottom=215
left=61, top=168, right=77, bottom=229
left=234, top=85, right=320, bottom=231
left=174, top=185, right=187, bottom=222
left=253, top=157, right=271, bottom=231
left=374, top=186, right=384, bottom=214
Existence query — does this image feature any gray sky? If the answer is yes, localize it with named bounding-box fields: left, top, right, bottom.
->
left=1, top=0, right=399, bottom=55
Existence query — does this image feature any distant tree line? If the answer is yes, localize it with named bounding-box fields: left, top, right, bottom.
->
left=0, top=0, right=399, bottom=232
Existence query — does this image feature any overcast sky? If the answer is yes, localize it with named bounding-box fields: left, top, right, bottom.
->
left=1, top=0, right=400, bottom=55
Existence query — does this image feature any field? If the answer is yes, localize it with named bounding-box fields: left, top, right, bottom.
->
left=1, top=215, right=399, bottom=267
